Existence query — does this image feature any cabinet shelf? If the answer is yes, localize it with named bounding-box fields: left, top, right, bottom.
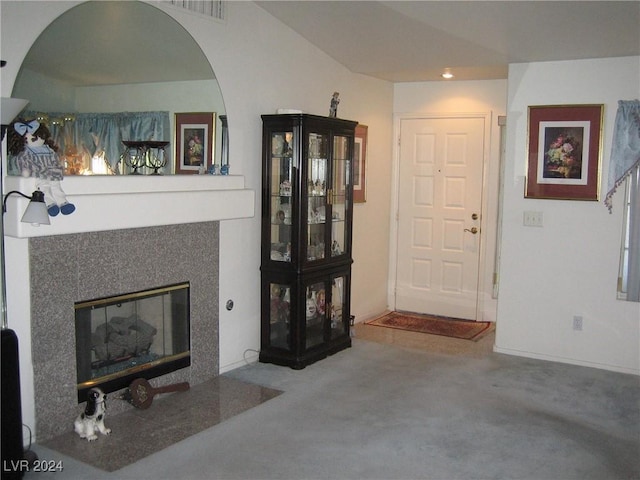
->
left=260, top=114, right=357, bottom=369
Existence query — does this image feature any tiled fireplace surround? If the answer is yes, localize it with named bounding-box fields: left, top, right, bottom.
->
left=29, top=222, right=220, bottom=442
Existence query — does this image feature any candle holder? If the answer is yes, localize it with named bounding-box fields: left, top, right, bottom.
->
left=120, top=141, right=147, bottom=175
left=144, top=141, right=169, bottom=175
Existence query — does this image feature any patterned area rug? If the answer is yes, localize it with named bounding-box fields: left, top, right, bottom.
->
left=365, top=311, right=494, bottom=341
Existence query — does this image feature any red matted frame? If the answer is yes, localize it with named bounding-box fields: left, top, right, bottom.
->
left=526, top=104, right=603, bottom=200
left=174, top=112, right=215, bottom=174
left=353, top=124, right=368, bottom=203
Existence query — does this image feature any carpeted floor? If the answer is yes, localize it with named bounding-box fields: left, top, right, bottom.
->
left=365, top=311, right=494, bottom=341
left=25, top=332, right=639, bottom=480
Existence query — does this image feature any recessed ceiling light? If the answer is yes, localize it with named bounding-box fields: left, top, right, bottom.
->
left=441, top=69, right=454, bottom=79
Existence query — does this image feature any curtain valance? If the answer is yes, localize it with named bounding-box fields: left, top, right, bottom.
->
left=605, top=100, right=640, bottom=212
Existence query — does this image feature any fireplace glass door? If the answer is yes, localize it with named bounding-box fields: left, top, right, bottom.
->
left=75, top=282, right=190, bottom=400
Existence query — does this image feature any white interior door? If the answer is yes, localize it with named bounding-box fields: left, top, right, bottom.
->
left=395, top=116, right=485, bottom=320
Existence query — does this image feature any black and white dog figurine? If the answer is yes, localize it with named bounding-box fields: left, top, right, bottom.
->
left=74, top=387, right=111, bottom=441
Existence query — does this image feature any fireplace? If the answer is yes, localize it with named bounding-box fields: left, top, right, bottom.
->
left=28, top=222, right=219, bottom=442
left=75, top=283, right=191, bottom=402
left=3, top=174, right=255, bottom=442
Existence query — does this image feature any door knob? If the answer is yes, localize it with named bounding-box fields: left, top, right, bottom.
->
left=464, top=227, right=478, bottom=234
left=471, top=213, right=479, bottom=220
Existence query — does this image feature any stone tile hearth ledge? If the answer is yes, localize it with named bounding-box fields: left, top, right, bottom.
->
left=4, top=175, right=255, bottom=238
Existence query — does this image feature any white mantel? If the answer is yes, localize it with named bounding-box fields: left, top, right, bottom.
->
left=3, top=175, right=255, bottom=238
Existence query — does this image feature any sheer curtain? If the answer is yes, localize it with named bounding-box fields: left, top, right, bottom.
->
left=606, top=100, right=640, bottom=301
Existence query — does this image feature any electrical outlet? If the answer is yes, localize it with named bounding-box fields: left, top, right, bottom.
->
left=523, top=211, right=543, bottom=227
left=573, top=315, right=583, bottom=331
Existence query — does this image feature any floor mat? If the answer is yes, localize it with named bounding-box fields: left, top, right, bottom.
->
left=365, top=311, right=494, bottom=341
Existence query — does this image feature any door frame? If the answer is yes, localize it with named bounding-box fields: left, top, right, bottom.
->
left=388, top=112, right=493, bottom=320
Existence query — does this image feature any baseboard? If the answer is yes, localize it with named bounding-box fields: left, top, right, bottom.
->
left=219, top=349, right=260, bottom=374
left=355, top=310, right=392, bottom=324
left=493, top=345, right=640, bottom=376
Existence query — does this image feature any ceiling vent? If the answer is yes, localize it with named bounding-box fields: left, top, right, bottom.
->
left=168, top=0, right=226, bottom=21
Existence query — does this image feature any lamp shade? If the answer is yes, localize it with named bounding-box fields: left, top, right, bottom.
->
left=1, top=97, right=29, bottom=125
left=20, top=191, right=50, bottom=226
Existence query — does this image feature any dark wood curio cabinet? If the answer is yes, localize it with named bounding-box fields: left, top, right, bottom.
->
left=260, top=114, right=357, bottom=369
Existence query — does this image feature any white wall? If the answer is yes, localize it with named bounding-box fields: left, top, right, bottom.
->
left=393, top=80, right=508, bottom=323
left=496, top=56, right=640, bottom=374
left=13, top=68, right=76, bottom=112
left=349, top=87, right=394, bottom=323
left=1, top=0, right=394, bottom=441
left=74, top=79, right=223, bottom=114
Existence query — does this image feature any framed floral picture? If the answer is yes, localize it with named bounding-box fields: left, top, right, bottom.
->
left=353, top=124, right=368, bottom=203
left=525, top=104, right=603, bottom=200
left=174, top=112, right=215, bottom=174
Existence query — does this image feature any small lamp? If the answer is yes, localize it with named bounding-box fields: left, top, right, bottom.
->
left=3, top=190, right=50, bottom=226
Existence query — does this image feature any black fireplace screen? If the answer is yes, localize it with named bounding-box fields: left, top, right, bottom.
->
left=75, top=282, right=190, bottom=401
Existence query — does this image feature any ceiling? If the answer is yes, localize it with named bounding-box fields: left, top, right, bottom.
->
left=256, top=1, right=640, bottom=82
left=15, top=1, right=640, bottom=87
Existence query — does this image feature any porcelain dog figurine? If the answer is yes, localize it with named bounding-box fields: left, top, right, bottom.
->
left=74, top=387, right=111, bottom=441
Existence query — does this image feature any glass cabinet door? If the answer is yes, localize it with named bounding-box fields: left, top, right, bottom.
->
left=331, top=135, right=350, bottom=257
left=304, top=280, right=327, bottom=349
left=306, top=132, right=328, bottom=262
left=269, top=131, right=293, bottom=262
left=269, top=282, right=291, bottom=350
left=304, top=274, right=349, bottom=349
left=330, top=275, right=348, bottom=339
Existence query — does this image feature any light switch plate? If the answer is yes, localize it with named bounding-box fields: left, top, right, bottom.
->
left=523, top=211, right=543, bottom=227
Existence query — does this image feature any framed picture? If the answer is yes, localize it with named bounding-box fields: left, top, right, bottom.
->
left=353, top=124, right=368, bottom=203
left=174, top=112, right=216, bottom=174
left=526, top=104, right=603, bottom=200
